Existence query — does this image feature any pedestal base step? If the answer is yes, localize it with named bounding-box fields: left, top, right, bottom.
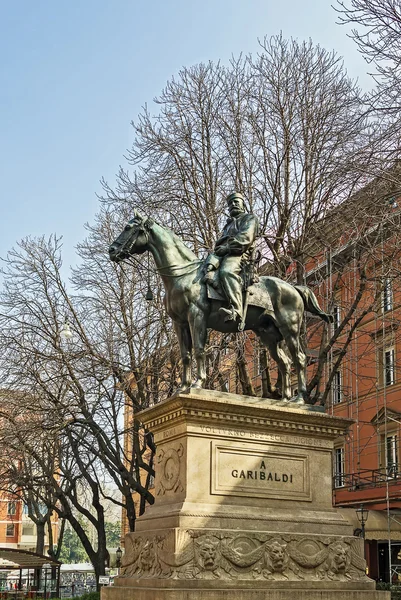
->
left=103, top=587, right=389, bottom=600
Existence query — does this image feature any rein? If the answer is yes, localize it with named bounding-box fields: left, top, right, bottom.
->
left=156, top=260, right=202, bottom=277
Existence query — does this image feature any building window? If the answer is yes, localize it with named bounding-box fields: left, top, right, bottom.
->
left=383, top=278, right=393, bottom=313
left=333, top=305, right=341, bottom=330
left=386, top=433, right=399, bottom=477
left=6, top=524, right=15, bottom=537
left=22, top=523, right=35, bottom=537
left=7, top=501, right=16, bottom=516
left=384, top=347, right=395, bottom=386
left=334, top=447, right=345, bottom=488
left=332, top=370, right=342, bottom=404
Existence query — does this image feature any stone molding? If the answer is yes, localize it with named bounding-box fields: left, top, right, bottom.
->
left=139, top=392, right=352, bottom=441
left=120, top=529, right=368, bottom=583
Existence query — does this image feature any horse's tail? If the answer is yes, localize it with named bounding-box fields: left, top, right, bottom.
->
left=294, top=285, right=333, bottom=324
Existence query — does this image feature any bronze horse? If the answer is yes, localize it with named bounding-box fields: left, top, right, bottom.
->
left=109, top=212, right=332, bottom=404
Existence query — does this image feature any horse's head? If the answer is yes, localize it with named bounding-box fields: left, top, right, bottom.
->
left=109, top=211, right=153, bottom=262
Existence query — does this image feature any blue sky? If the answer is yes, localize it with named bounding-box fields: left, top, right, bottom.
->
left=0, top=0, right=372, bottom=269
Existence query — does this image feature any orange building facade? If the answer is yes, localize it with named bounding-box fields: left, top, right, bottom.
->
left=0, top=492, right=59, bottom=554
left=301, top=214, right=401, bottom=583
left=0, top=495, right=21, bottom=547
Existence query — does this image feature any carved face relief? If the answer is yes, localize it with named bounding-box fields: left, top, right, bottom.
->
left=265, top=539, right=287, bottom=572
left=329, top=543, right=348, bottom=573
left=139, top=540, right=154, bottom=571
left=195, top=536, right=221, bottom=571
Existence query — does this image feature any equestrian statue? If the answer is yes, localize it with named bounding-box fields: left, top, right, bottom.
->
left=109, top=192, right=332, bottom=404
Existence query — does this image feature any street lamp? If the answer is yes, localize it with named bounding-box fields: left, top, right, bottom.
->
left=356, top=504, right=369, bottom=539
left=116, top=547, right=122, bottom=567
left=59, top=317, right=73, bottom=341
left=116, top=547, right=122, bottom=575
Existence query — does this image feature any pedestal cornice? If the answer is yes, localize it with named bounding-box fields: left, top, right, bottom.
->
left=138, top=389, right=352, bottom=440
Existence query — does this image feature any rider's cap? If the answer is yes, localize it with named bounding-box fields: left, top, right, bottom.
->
left=226, top=191, right=244, bottom=204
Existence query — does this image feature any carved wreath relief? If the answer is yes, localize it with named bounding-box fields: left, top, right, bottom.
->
left=157, top=443, right=184, bottom=495
left=120, top=531, right=367, bottom=582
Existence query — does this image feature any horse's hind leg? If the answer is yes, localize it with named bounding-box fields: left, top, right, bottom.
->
left=188, top=305, right=207, bottom=389
left=257, top=328, right=292, bottom=401
left=278, top=321, right=307, bottom=404
left=173, top=321, right=192, bottom=392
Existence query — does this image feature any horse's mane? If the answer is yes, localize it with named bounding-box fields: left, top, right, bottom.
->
left=156, top=222, right=199, bottom=262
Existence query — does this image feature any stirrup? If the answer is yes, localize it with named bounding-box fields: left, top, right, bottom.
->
left=219, top=306, right=241, bottom=323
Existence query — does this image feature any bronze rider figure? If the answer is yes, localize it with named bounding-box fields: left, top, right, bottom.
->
left=207, top=192, right=259, bottom=323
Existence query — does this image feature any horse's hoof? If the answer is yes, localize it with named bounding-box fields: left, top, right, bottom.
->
left=290, top=396, right=305, bottom=405
left=190, top=381, right=205, bottom=390
left=173, top=385, right=190, bottom=396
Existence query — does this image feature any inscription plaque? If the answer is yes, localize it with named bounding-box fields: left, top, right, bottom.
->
left=211, top=441, right=311, bottom=501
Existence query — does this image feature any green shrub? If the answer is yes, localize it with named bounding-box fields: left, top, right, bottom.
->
left=376, top=582, right=391, bottom=590
left=376, top=582, right=401, bottom=599
left=76, top=592, right=100, bottom=600
left=42, top=594, right=100, bottom=600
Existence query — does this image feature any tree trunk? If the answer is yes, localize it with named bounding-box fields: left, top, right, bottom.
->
left=35, top=521, right=45, bottom=556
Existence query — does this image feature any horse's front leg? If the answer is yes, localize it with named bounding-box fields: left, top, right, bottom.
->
left=188, top=305, right=207, bottom=389
left=173, top=321, right=192, bottom=393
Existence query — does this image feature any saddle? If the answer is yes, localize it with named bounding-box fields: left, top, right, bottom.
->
left=202, top=254, right=272, bottom=312
left=206, top=279, right=270, bottom=311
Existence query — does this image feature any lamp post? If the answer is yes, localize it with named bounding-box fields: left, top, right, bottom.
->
left=116, top=547, right=122, bottom=575
left=356, top=504, right=369, bottom=540
left=356, top=503, right=370, bottom=575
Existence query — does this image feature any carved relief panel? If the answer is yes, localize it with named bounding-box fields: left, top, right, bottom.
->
left=120, top=529, right=368, bottom=583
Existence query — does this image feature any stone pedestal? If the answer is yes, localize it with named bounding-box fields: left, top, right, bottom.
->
left=102, top=390, right=389, bottom=600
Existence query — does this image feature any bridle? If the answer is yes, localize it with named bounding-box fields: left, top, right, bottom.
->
left=117, top=222, right=149, bottom=258
left=116, top=220, right=202, bottom=278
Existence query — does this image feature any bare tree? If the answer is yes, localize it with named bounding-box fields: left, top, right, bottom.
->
left=0, top=232, right=177, bottom=581
left=336, top=0, right=401, bottom=114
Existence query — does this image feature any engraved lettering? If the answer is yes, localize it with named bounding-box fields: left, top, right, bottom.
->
left=163, top=427, right=176, bottom=439
left=230, top=468, right=293, bottom=483
left=260, top=461, right=266, bottom=469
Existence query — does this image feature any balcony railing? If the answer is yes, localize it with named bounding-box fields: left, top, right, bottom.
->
left=333, top=465, right=401, bottom=492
